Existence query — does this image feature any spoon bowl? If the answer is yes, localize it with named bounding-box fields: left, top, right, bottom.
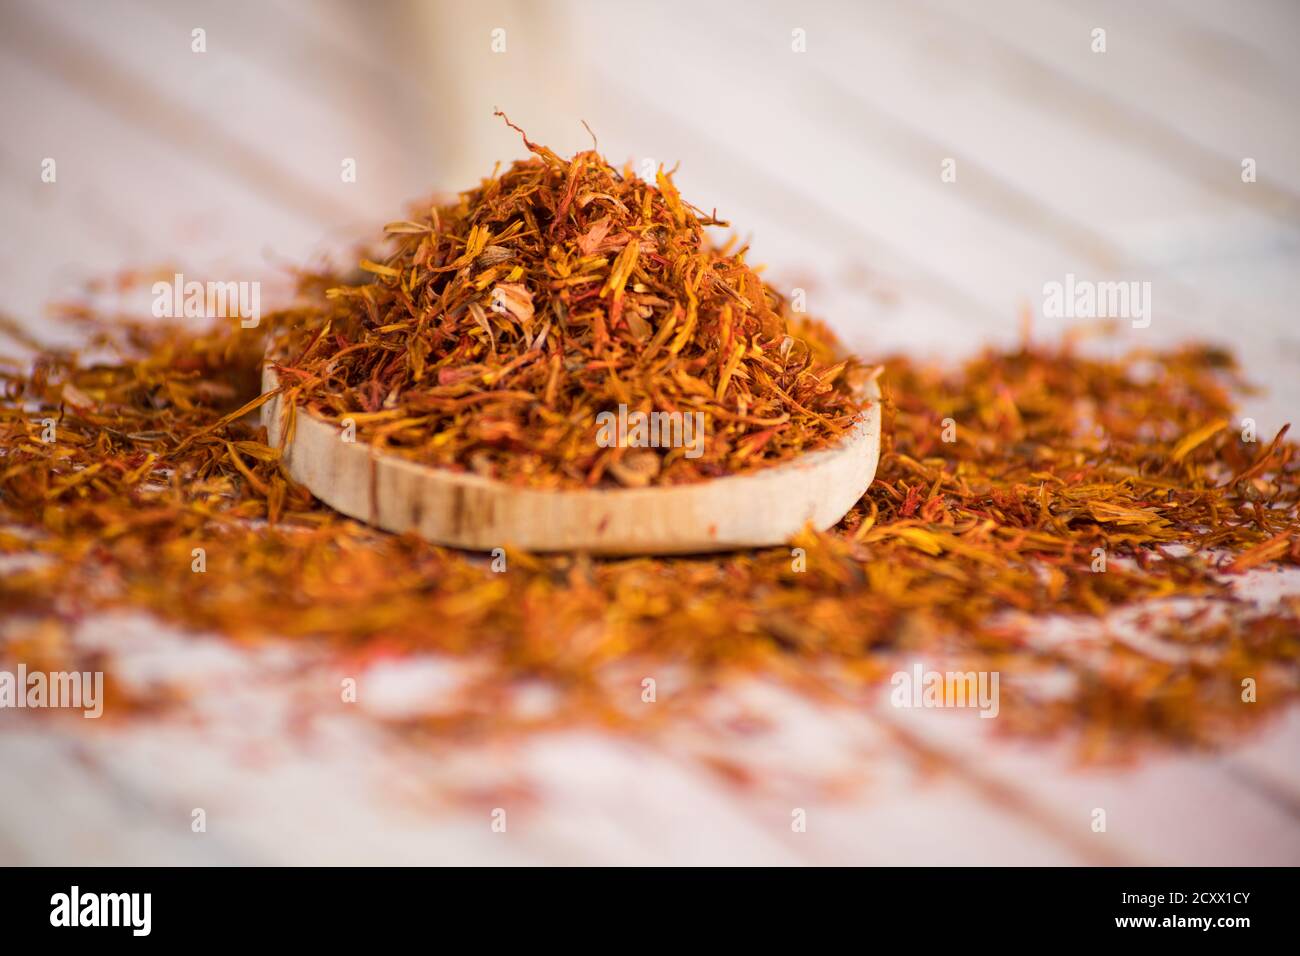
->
left=261, top=365, right=881, bottom=555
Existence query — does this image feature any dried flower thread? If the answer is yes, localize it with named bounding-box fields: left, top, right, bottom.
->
left=268, top=119, right=863, bottom=488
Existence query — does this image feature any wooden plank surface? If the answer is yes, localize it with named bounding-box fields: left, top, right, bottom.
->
left=1, top=0, right=1298, bottom=865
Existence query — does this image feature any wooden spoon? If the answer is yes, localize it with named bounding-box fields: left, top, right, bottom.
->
left=261, top=365, right=880, bottom=555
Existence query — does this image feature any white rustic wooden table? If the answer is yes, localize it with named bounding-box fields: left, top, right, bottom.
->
left=1, top=0, right=1298, bottom=864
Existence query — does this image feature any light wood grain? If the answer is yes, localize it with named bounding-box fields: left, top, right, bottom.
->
left=262, top=364, right=881, bottom=554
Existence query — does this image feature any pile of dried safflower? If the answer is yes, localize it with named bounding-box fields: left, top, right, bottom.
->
left=1, top=292, right=1297, bottom=758
left=268, top=117, right=864, bottom=489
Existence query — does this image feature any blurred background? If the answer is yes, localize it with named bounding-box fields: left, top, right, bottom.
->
left=4, top=0, right=1299, bottom=424
left=1, top=0, right=1298, bottom=864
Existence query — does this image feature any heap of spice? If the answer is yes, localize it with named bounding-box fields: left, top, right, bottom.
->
left=268, top=116, right=863, bottom=489
left=1, top=294, right=1298, bottom=757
